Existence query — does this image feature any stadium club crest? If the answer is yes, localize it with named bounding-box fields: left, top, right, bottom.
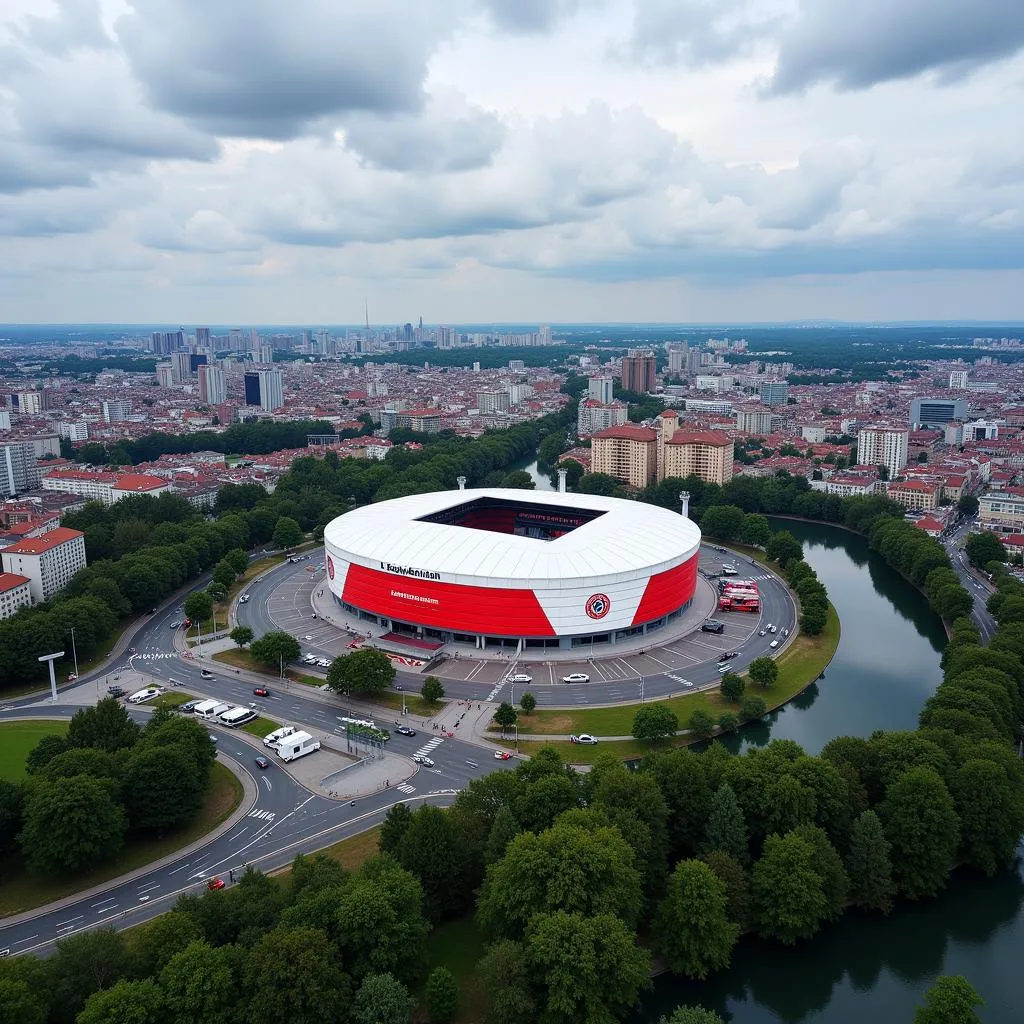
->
left=327, top=556, right=335, bottom=580
left=585, top=593, right=611, bottom=619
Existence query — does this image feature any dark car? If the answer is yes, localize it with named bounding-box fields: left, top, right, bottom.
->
left=394, top=725, right=416, bottom=736
left=254, top=756, right=270, bottom=769
left=722, top=651, right=739, bottom=659
left=107, top=685, right=125, bottom=698
left=701, top=620, right=725, bottom=634
left=147, top=608, right=156, bottom=614
left=253, top=687, right=270, bottom=697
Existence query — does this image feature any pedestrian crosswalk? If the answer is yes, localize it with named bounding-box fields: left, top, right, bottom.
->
left=414, top=736, right=444, bottom=758
left=396, top=783, right=416, bottom=794
left=667, top=673, right=694, bottom=688
left=248, top=809, right=276, bottom=821
left=749, top=574, right=772, bottom=582
left=132, top=652, right=178, bottom=660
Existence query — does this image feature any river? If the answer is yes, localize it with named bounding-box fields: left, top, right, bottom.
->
left=636, top=519, right=1023, bottom=1023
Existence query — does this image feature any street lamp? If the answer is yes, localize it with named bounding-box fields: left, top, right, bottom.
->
left=68, top=627, right=79, bottom=679
left=38, top=651, right=65, bottom=702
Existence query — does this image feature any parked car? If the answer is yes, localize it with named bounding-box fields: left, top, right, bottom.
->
left=316, top=658, right=330, bottom=668
left=180, top=699, right=202, bottom=712
left=494, top=750, right=512, bottom=760
left=107, top=685, right=125, bottom=698
left=253, top=687, right=270, bottom=697
left=507, top=673, right=532, bottom=684
left=570, top=734, right=598, bottom=745
left=722, top=651, right=739, bottom=659
left=394, top=725, right=416, bottom=736
left=254, top=756, right=270, bottom=769
left=562, top=672, right=590, bottom=683
left=201, top=669, right=213, bottom=679
left=701, top=620, right=725, bottom=634
left=304, top=635, right=314, bottom=641
left=412, top=754, right=434, bottom=767
left=206, top=877, right=226, bottom=890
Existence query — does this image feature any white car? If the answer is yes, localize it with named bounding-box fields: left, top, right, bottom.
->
left=413, top=754, right=434, bottom=767
left=507, top=673, right=532, bottom=684
left=126, top=686, right=162, bottom=704
left=562, top=673, right=590, bottom=683
left=759, top=629, right=767, bottom=637
left=304, top=635, right=314, bottom=641
left=769, top=625, right=778, bottom=634
left=571, top=733, right=598, bottom=744
left=769, top=639, right=780, bottom=649
left=317, top=658, right=330, bottom=668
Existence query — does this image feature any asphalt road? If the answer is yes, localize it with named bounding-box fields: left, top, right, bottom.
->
left=939, top=513, right=997, bottom=640
left=237, top=546, right=798, bottom=706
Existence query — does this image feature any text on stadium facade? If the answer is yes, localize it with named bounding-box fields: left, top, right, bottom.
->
left=380, top=561, right=443, bottom=581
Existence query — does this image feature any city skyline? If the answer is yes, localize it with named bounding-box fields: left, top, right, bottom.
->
left=0, top=1, right=1022, bottom=323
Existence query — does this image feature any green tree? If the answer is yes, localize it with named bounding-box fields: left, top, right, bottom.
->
left=160, top=940, right=239, bottom=1024
left=327, top=648, right=395, bottom=695
left=183, top=590, right=213, bottom=627
left=913, top=975, right=984, bottom=1024
left=792, top=824, right=848, bottom=920
left=524, top=911, right=651, bottom=1024
left=766, top=530, right=803, bottom=567
left=951, top=758, right=1024, bottom=876
left=801, top=603, right=828, bottom=636
left=0, top=780, right=24, bottom=857
left=206, top=581, right=227, bottom=602
left=701, top=850, right=750, bottom=928
left=741, top=513, right=772, bottom=548
left=127, top=911, right=202, bottom=977
left=396, top=805, right=470, bottom=921
left=211, top=560, right=236, bottom=589
left=688, top=709, right=715, bottom=740
left=230, top=625, right=254, bottom=648
left=272, top=515, right=303, bottom=550
left=66, top=697, right=139, bottom=752
left=380, top=802, right=414, bottom=857
left=519, top=691, right=536, bottom=714
left=845, top=810, right=895, bottom=914
left=740, top=695, right=767, bottom=720
left=477, top=818, right=643, bottom=939
left=717, top=712, right=739, bottom=733
left=879, top=766, right=960, bottom=900
left=699, top=505, right=746, bottom=541
left=654, top=859, right=739, bottom=979
left=484, top=803, right=521, bottom=864
left=225, top=547, right=249, bottom=575
left=20, top=775, right=126, bottom=874
left=503, top=470, right=536, bottom=490
left=965, top=531, right=1006, bottom=569
left=478, top=938, right=535, bottom=1024
left=288, top=852, right=348, bottom=899
left=493, top=702, right=519, bottom=737
left=244, top=926, right=352, bottom=1024
left=354, top=972, right=414, bottom=1024
left=957, top=494, right=980, bottom=516
left=123, top=743, right=205, bottom=831
left=24, top=734, right=70, bottom=774
left=250, top=630, right=301, bottom=668
left=702, top=783, right=749, bottom=864
left=720, top=672, right=744, bottom=701
left=749, top=656, right=778, bottom=689
left=425, top=966, right=459, bottom=1024
left=0, top=978, right=46, bottom=1024
left=77, top=979, right=164, bottom=1024
left=660, top=1006, right=725, bottom=1024
left=421, top=675, right=445, bottom=705
left=751, top=831, right=830, bottom=944
left=632, top=703, right=679, bottom=741
left=49, top=928, right=129, bottom=1024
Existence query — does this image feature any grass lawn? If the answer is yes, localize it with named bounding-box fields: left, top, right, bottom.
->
left=424, top=915, right=488, bottom=1024
left=296, top=825, right=381, bottom=872
left=0, top=721, right=69, bottom=781
left=505, top=602, right=840, bottom=749
left=0, top=760, right=243, bottom=917
left=373, top=690, right=437, bottom=717
left=153, top=691, right=196, bottom=711
left=241, top=716, right=282, bottom=740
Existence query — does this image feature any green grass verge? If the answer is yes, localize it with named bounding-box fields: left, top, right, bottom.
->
left=271, top=826, right=382, bottom=878
left=0, top=760, right=243, bottom=917
left=504, top=602, right=840, bottom=752
left=153, top=691, right=196, bottom=711
left=241, top=716, right=282, bottom=739
left=424, top=915, right=489, bottom=1024
left=373, top=690, right=437, bottom=717
left=0, top=722, right=69, bottom=782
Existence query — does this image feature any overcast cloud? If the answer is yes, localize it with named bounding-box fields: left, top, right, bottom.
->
left=0, top=0, right=1021, bottom=322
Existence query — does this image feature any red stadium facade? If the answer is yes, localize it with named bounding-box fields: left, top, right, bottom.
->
left=323, top=489, right=702, bottom=650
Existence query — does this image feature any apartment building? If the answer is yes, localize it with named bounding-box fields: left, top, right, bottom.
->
left=621, top=350, right=656, bottom=394
left=591, top=425, right=658, bottom=489
left=0, top=527, right=87, bottom=603
left=736, top=408, right=774, bottom=434
left=857, top=425, right=909, bottom=478
left=980, top=492, right=1024, bottom=534
left=888, top=479, right=941, bottom=511
left=0, top=441, right=42, bottom=498
left=42, top=469, right=169, bottom=505
left=663, top=430, right=734, bottom=486
left=0, top=572, right=32, bottom=619
left=577, top=399, right=628, bottom=437
left=759, top=381, right=789, bottom=406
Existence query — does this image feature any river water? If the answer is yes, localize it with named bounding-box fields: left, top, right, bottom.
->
left=635, top=519, right=1023, bottom=1023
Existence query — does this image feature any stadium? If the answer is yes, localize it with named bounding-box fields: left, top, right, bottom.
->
left=322, top=487, right=701, bottom=650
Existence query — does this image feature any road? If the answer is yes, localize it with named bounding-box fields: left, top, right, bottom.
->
left=237, top=546, right=798, bottom=706
left=939, top=513, right=997, bottom=640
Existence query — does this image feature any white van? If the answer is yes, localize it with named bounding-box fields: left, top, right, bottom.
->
left=277, top=731, right=321, bottom=762
left=219, top=706, right=257, bottom=728
left=195, top=700, right=231, bottom=720
left=263, top=726, right=296, bottom=749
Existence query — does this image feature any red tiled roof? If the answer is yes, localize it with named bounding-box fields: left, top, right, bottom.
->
left=44, top=469, right=118, bottom=483
left=667, top=429, right=732, bottom=447
left=1, top=526, right=84, bottom=556
left=0, top=571, right=30, bottom=593
left=113, top=474, right=167, bottom=492
left=592, top=425, right=657, bottom=442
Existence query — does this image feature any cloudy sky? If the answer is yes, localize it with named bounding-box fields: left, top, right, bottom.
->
left=1, top=0, right=1022, bottom=324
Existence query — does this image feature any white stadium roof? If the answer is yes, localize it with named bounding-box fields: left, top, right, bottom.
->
left=324, top=488, right=701, bottom=585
